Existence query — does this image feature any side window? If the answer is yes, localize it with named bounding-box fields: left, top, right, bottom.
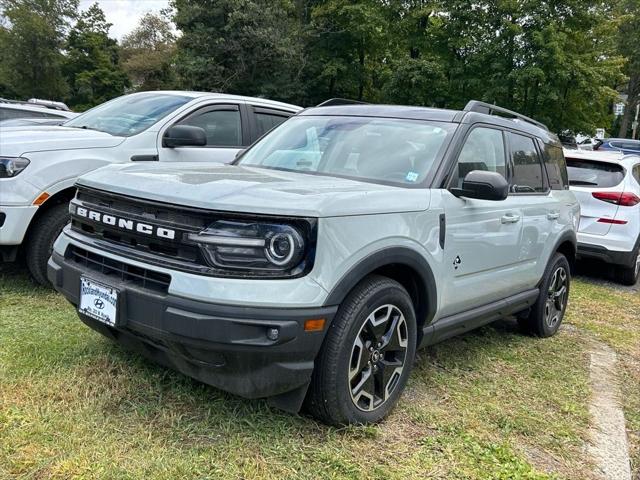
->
left=178, top=106, right=242, bottom=147
left=509, top=133, right=545, bottom=193
left=633, top=165, right=640, bottom=184
left=1, top=108, right=41, bottom=120
left=453, top=127, right=506, bottom=187
left=254, top=108, right=291, bottom=138
left=542, top=144, right=569, bottom=190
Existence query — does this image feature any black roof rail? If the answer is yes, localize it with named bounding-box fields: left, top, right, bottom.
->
left=316, top=98, right=369, bottom=107
left=464, top=100, right=548, bottom=131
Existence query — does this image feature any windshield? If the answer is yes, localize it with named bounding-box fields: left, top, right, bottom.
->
left=237, top=116, right=455, bottom=186
left=65, top=93, right=192, bottom=137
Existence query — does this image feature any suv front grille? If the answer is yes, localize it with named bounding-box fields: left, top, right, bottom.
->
left=71, top=187, right=209, bottom=268
left=68, top=245, right=171, bottom=293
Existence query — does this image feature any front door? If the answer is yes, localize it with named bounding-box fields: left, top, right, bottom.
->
left=439, top=126, right=524, bottom=317
left=158, top=103, right=248, bottom=163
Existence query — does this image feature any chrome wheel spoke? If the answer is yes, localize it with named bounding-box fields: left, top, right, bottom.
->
left=349, top=304, right=408, bottom=412
left=545, top=266, right=568, bottom=329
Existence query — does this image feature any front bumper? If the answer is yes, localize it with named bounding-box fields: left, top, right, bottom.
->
left=48, top=250, right=338, bottom=411
left=0, top=205, right=39, bottom=245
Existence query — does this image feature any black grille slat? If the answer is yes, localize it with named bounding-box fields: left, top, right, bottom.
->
left=69, top=246, right=170, bottom=293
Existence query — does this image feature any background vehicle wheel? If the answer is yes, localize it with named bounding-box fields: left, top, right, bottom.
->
left=614, top=247, right=640, bottom=286
left=306, top=275, right=417, bottom=425
left=518, top=253, right=570, bottom=337
left=25, top=202, right=70, bottom=286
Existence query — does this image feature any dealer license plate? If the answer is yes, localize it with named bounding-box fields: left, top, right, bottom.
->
left=79, top=277, right=118, bottom=326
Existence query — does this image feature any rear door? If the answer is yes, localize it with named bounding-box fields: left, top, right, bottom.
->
left=566, top=156, right=626, bottom=235
left=247, top=105, right=294, bottom=142
left=504, top=132, right=561, bottom=286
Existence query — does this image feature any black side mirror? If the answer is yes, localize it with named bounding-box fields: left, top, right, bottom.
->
left=163, top=125, right=207, bottom=148
left=450, top=170, right=509, bottom=201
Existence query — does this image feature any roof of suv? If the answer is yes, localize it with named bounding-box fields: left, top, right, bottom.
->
left=128, top=90, right=301, bottom=112
left=301, top=102, right=560, bottom=145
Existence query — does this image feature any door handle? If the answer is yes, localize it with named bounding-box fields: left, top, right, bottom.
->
left=547, top=212, right=560, bottom=220
left=501, top=214, right=521, bottom=224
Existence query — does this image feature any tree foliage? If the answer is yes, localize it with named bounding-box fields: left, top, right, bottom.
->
left=63, top=2, right=128, bottom=110
left=616, top=0, right=640, bottom=137
left=0, top=0, right=637, bottom=134
left=0, top=0, right=78, bottom=99
left=171, top=0, right=305, bottom=100
left=120, top=11, right=177, bottom=91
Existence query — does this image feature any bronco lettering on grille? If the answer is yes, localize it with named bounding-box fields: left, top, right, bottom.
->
left=76, top=206, right=176, bottom=240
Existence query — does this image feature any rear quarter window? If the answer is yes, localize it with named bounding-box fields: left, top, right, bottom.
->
left=566, top=158, right=625, bottom=188
left=543, top=144, right=569, bottom=190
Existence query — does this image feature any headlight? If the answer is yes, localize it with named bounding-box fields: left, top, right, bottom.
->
left=187, top=220, right=313, bottom=277
left=0, top=157, right=30, bottom=178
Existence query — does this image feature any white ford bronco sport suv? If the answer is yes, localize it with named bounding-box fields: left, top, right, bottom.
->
left=0, top=91, right=299, bottom=284
left=49, top=100, right=579, bottom=425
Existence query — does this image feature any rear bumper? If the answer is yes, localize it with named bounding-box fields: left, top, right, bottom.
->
left=48, top=250, right=338, bottom=411
left=577, top=243, right=637, bottom=267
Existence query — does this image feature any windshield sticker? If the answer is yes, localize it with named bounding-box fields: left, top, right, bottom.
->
left=406, top=171, right=419, bottom=182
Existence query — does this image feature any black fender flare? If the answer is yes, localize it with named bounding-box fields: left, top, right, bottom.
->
left=323, top=247, right=438, bottom=325
left=551, top=229, right=577, bottom=262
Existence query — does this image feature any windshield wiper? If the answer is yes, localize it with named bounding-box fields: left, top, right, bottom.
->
left=67, top=125, right=111, bottom=135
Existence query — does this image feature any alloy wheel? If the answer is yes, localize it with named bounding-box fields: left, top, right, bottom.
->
left=348, top=304, right=409, bottom=412
left=545, top=266, right=568, bottom=329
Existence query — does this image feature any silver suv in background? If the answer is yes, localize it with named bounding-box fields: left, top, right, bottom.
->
left=49, top=100, right=579, bottom=425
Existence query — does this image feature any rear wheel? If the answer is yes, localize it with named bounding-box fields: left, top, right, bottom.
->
left=306, top=275, right=417, bottom=425
left=518, top=253, right=570, bottom=337
left=614, top=247, right=640, bottom=286
left=25, top=202, right=70, bottom=286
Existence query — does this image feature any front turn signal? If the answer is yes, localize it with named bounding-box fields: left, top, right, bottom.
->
left=304, top=318, right=326, bottom=332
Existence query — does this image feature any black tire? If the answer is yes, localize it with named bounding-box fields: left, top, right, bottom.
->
left=25, top=202, right=70, bottom=286
left=518, top=253, right=570, bottom=337
left=305, top=275, right=417, bottom=425
left=614, top=248, right=640, bottom=286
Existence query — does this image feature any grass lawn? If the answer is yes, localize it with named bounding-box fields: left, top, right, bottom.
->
left=0, top=264, right=638, bottom=479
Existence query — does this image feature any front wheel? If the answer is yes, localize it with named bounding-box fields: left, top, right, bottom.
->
left=305, top=275, right=417, bottom=425
left=518, top=253, right=570, bottom=337
left=25, top=202, right=70, bottom=286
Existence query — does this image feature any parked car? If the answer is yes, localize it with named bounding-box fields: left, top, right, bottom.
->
left=0, top=99, right=77, bottom=123
left=594, top=138, right=640, bottom=155
left=0, top=91, right=301, bottom=284
left=49, top=100, right=579, bottom=425
left=0, top=116, right=78, bottom=127
left=564, top=149, right=640, bottom=284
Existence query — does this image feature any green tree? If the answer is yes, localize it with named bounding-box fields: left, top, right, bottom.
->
left=617, top=0, right=640, bottom=138
left=120, top=11, right=177, bottom=91
left=304, top=0, right=389, bottom=103
left=171, top=0, right=305, bottom=103
left=63, top=2, right=128, bottom=110
left=0, top=0, right=78, bottom=100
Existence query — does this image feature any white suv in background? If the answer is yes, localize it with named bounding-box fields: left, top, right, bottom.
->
left=0, top=91, right=300, bottom=284
left=0, top=99, right=78, bottom=123
left=565, top=149, right=640, bottom=284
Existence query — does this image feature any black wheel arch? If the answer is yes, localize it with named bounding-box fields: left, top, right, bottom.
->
left=24, top=187, right=76, bottom=241
left=323, top=247, right=438, bottom=342
left=551, top=230, right=577, bottom=273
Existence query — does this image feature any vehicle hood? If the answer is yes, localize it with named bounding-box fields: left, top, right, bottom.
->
left=0, top=126, right=124, bottom=156
left=77, top=162, right=430, bottom=217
